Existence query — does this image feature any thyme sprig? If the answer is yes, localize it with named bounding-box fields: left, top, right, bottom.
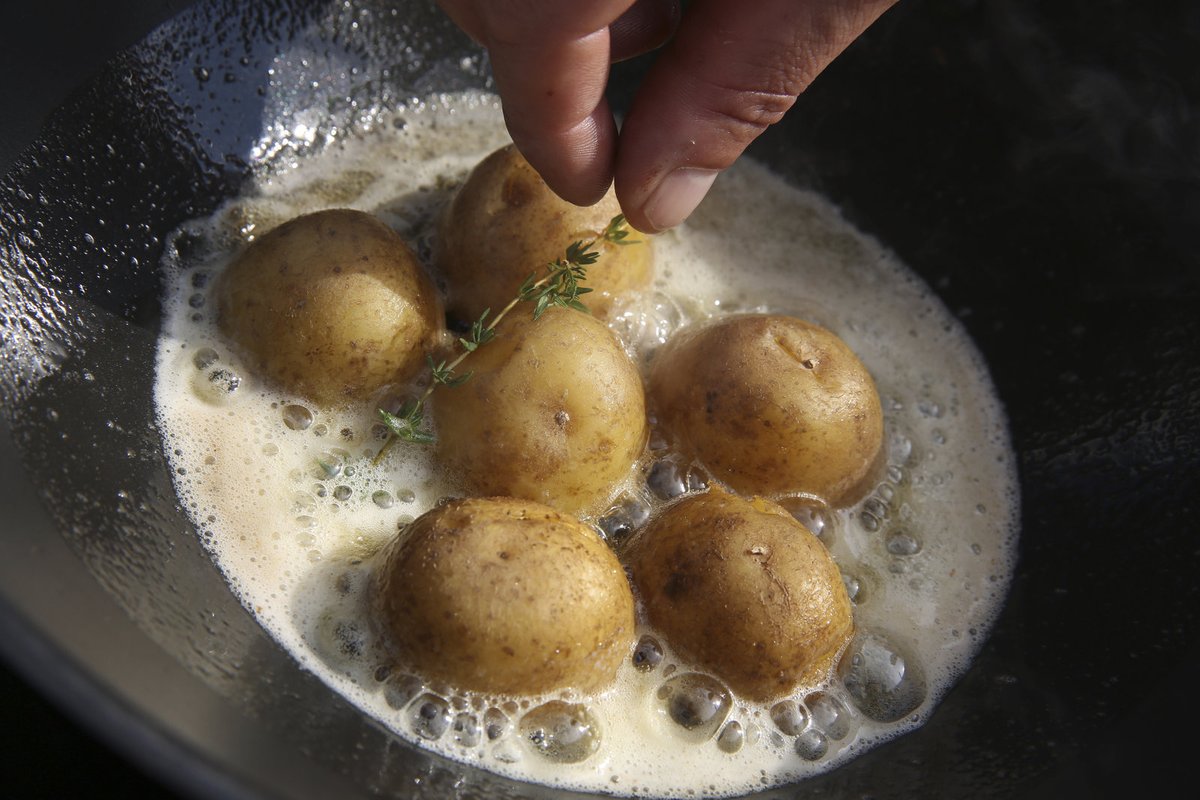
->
left=373, top=214, right=635, bottom=463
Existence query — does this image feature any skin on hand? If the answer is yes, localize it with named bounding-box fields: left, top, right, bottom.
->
left=437, top=0, right=663, bottom=206
left=437, top=0, right=897, bottom=232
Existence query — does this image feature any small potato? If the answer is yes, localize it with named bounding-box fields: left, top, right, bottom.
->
left=437, top=144, right=652, bottom=321
left=625, top=487, right=853, bottom=701
left=372, top=497, right=636, bottom=695
left=433, top=306, right=647, bottom=517
left=216, top=208, right=440, bottom=405
left=649, top=314, right=884, bottom=506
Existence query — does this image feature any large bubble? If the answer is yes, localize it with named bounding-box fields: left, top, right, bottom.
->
left=840, top=632, right=927, bottom=722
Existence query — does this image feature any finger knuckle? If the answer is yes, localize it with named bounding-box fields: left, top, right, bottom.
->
left=696, top=61, right=802, bottom=139
left=707, top=86, right=797, bottom=133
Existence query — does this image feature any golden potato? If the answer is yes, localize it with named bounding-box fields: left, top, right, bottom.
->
left=625, top=487, right=853, bottom=701
left=649, top=314, right=883, bottom=506
left=436, top=144, right=652, bottom=321
left=433, top=306, right=647, bottom=517
left=372, top=497, right=636, bottom=695
left=216, top=208, right=440, bottom=405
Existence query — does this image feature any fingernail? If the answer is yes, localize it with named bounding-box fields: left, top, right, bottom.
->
left=643, top=168, right=718, bottom=231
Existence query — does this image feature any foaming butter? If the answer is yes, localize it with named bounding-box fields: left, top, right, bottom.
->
left=154, top=91, right=1018, bottom=797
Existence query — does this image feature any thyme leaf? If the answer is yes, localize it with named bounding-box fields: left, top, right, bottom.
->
left=378, top=402, right=434, bottom=447
left=428, top=355, right=472, bottom=388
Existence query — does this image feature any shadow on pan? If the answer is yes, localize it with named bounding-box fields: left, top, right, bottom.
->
left=1, top=1, right=1198, bottom=798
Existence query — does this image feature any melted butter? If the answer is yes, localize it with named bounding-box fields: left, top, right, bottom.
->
left=154, top=91, right=1018, bottom=797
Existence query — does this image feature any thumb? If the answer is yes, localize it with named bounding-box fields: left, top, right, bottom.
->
left=614, top=0, right=897, bottom=233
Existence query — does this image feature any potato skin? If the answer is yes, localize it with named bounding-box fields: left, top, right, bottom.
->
left=649, top=314, right=884, bottom=506
left=437, top=144, right=652, bottom=321
left=216, top=208, right=440, bottom=405
left=433, top=306, right=647, bottom=517
left=372, top=497, right=636, bottom=696
left=625, top=488, right=853, bottom=701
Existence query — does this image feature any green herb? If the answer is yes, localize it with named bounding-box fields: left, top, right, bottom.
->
left=378, top=401, right=435, bottom=446
left=458, top=308, right=496, bottom=352
left=373, top=213, right=635, bottom=463
left=427, top=354, right=472, bottom=388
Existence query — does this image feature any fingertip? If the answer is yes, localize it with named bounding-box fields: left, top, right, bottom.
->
left=618, top=167, right=718, bottom=233
left=642, top=167, right=718, bottom=231
left=508, top=102, right=618, bottom=207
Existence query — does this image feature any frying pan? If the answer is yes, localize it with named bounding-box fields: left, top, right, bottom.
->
left=2, top=1, right=1198, bottom=798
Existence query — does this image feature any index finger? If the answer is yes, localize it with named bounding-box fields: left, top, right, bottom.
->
left=442, top=1, right=638, bottom=205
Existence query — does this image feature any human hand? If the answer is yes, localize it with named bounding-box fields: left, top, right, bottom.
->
left=438, top=0, right=897, bottom=233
